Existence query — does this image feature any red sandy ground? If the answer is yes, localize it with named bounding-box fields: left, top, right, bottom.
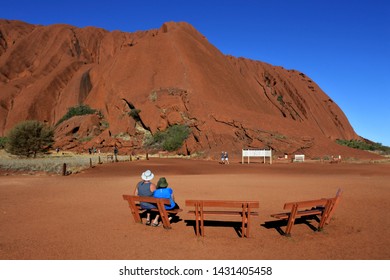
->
left=0, top=158, right=389, bottom=260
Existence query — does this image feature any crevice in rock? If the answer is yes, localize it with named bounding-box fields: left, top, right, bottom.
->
left=193, top=133, right=200, bottom=143
left=122, top=98, right=150, bottom=132
left=204, top=134, right=212, bottom=149
left=0, top=31, right=7, bottom=55
left=255, top=77, right=288, bottom=119
left=70, top=29, right=82, bottom=58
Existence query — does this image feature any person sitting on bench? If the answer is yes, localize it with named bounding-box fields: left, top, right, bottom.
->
left=151, top=177, right=180, bottom=227
left=134, top=170, right=157, bottom=226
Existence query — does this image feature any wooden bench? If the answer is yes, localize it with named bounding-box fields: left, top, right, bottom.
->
left=122, top=195, right=182, bottom=229
left=270, top=189, right=342, bottom=236
left=185, top=200, right=259, bottom=238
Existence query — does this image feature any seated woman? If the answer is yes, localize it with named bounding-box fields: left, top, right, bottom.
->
left=151, top=177, right=180, bottom=227
left=134, top=170, right=156, bottom=225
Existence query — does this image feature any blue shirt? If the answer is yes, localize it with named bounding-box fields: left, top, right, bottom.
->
left=153, top=188, right=175, bottom=209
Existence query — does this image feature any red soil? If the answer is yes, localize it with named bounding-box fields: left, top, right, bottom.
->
left=0, top=158, right=389, bottom=260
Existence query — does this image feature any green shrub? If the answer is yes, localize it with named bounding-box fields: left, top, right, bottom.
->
left=277, top=95, right=285, bottom=105
left=336, top=139, right=390, bottom=154
left=145, top=124, right=190, bottom=151
left=56, top=104, right=98, bottom=126
left=6, top=120, right=54, bottom=157
left=0, top=137, right=7, bottom=149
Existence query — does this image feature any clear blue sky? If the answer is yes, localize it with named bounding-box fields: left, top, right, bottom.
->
left=2, top=0, right=389, bottom=146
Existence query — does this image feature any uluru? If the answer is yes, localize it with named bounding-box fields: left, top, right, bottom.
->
left=0, top=19, right=379, bottom=159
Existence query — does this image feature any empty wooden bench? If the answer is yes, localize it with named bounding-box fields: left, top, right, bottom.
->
left=270, top=189, right=342, bottom=236
left=185, top=200, right=259, bottom=238
left=122, top=195, right=182, bottom=229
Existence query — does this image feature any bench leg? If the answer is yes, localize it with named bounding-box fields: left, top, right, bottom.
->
left=245, top=213, right=251, bottom=238
left=242, top=217, right=246, bottom=238
left=195, top=204, right=200, bottom=237
left=161, top=216, right=172, bottom=229
left=128, top=203, right=142, bottom=224
left=200, top=206, right=205, bottom=237
left=157, top=202, right=172, bottom=229
left=284, top=204, right=298, bottom=236
left=131, top=211, right=142, bottom=223
left=242, top=207, right=251, bottom=238
left=194, top=203, right=205, bottom=237
left=325, top=197, right=339, bottom=225
left=318, top=200, right=333, bottom=231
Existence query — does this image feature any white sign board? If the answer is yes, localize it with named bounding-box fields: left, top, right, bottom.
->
left=242, top=150, right=272, bottom=157
left=294, top=154, right=305, bottom=162
left=242, top=149, right=272, bottom=164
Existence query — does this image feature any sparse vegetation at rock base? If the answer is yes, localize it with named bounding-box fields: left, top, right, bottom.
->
left=145, top=124, right=190, bottom=152
left=336, top=139, right=390, bottom=155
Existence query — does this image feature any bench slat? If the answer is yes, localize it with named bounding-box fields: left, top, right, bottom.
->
left=271, top=209, right=323, bottom=219
left=188, top=210, right=259, bottom=216
left=141, top=207, right=183, bottom=214
left=283, top=199, right=328, bottom=210
left=126, top=195, right=170, bottom=205
left=186, top=200, right=259, bottom=208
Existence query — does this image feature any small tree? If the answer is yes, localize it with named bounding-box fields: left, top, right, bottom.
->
left=56, top=104, right=98, bottom=126
left=6, top=120, right=54, bottom=157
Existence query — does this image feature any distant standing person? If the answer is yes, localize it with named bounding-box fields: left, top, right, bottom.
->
left=224, top=151, right=229, bottom=164
left=114, top=145, right=119, bottom=162
left=220, top=151, right=225, bottom=164
left=134, top=170, right=157, bottom=225
left=152, top=177, right=180, bottom=227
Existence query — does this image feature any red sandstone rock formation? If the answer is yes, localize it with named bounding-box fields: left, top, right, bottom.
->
left=0, top=19, right=378, bottom=159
